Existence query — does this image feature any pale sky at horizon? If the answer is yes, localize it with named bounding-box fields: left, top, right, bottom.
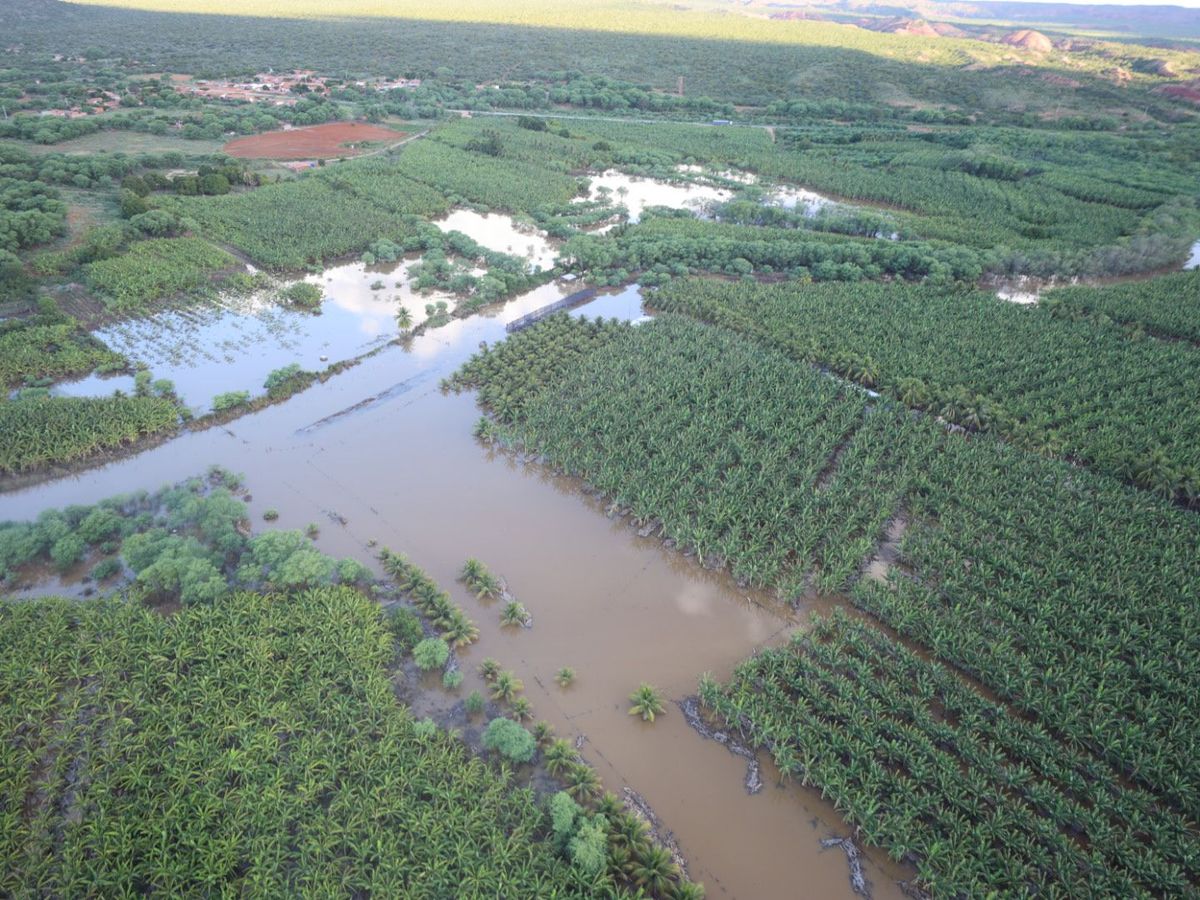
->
left=968, top=1, right=1200, bottom=7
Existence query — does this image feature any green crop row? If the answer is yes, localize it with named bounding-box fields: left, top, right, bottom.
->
left=163, top=179, right=411, bottom=269
left=652, top=277, right=1200, bottom=504
left=456, top=313, right=1200, bottom=890
left=84, top=236, right=235, bottom=311
left=0, top=587, right=597, bottom=896
left=0, top=394, right=179, bottom=474
left=1043, top=269, right=1200, bottom=342
left=392, top=135, right=582, bottom=211
left=701, top=613, right=1200, bottom=897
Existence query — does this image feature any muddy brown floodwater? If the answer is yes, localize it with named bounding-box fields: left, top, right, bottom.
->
left=1, top=283, right=913, bottom=900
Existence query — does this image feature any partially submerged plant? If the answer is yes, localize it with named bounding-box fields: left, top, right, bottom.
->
left=628, top=683, right=666, bottom=722
left=555, top=667, right=576, bottom=688
left=500, top=600, right=530, bottom=628
left=478, top=657, right=501, bottom=682
left=491, top=670, right=524, bottom=703
left=460, top=558, right=504, bottom=599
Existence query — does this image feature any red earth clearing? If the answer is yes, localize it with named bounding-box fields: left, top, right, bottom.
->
left=223, top=122, right=405, bottom=160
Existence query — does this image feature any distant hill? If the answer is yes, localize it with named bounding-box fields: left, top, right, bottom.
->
left=761, top=0, right=1200, bottom=40
left=1001, top=28, right=1053, bottom=52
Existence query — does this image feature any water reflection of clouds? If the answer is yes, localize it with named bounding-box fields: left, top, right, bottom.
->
left=434, top=209, right=558, bottom=271
left=583, top=170, right=732, bottom=223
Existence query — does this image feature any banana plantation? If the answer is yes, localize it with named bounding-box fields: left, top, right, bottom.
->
left=454, top=310, right=1200, bottom=892
left=652, top=276, right=1200, bottom=504
left=4, top=0, right=1200, bottom=896
left=0, top=395, right=180, bottom=474
left=699, top=613, right=1200, bottom=896
left=0, top=589, right=598, bottom=896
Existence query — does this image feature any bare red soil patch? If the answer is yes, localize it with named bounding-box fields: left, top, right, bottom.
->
left=223, top=122, right=404, bottom=160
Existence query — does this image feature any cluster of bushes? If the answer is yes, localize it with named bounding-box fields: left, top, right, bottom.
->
left=0, top=469, right=372, bottom=602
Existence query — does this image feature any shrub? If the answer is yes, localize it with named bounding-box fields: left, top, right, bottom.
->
left=211, top=391, right=250, bottom=412
left=336, top=557, right=372, bottom=584
left=388, top=607, right=425, bottom=653
left=49, top=533, right=86, bottom=571
left=465, top=690, right=485, bottom=716
left=413, top=637, right=450, bottom=671
left=91, top=557, right=122, bottom=581
left=78, top=507, right=122, bottom=545
left=549, top=791, right=581, bottom=843
left=279, top=282, right=323, bottom=310
left=481, top=717, right=536, bottom=763
left=443, top=669, right=464, bottom=690
left=264, top=364, right=307, bottom=396
left=568, top=817, right=608, bottom=876
left=262, top=509, right=279, bottom=521
left=412, top=717, right=438, bottom=739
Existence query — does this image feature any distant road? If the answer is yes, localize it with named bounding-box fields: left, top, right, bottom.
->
left=444, top=109, right=780, bottom=132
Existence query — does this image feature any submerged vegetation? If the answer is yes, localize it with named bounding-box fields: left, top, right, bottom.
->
left=4, top=0, right=1200, bottom=895
left=456, top=310, right=1200, bottom=890
left=378, top=548, right=480, bottom=647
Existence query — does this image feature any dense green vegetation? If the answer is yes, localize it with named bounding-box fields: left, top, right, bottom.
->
left=565, top=216, right=985, bottom=285
left=700, top=613, right=1200, bottom=896
left=453, top=314, right=932, bottom=593
left=0, top=394, right=179, bottom=474
left=653, top=278, right=1200, bottom=503
left=455, top=312, right=1200, bottom=890
left=3, top=1, right=1200, bottom=893
left=392, top=134, right=581, bottom=211
left=162, top=166, right=446, bottom=269
left=0, top=305, right=124, bottom=387
left=20, top=0, right=1200, bottom=125
left=1043, top=269, right=1200, bottom=342
left=0, top=587, right=597, bottom=895
left=84, top=236, right=234, bottom=310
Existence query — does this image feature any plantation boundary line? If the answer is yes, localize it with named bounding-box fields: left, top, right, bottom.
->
left=506, top=288, right=598, bottom=332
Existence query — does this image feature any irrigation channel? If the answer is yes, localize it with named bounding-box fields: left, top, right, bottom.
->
left=0, top=272, right=915, bottom=899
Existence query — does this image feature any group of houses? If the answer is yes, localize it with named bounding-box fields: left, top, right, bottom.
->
left=175, top=70, right=330, bottom=106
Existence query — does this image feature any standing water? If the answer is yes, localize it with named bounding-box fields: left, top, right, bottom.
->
left=2, top=280, right=912, bottom=900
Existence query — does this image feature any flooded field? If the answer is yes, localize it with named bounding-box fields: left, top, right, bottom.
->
left=582, top=170, right=734, bottom=223
left=1, top=277, right=913, bottom=900
left=91, top=260, right=464, bottom=412
left=435, top=208, right=559, bottom=270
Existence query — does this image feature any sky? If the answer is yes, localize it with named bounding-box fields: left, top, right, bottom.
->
left=993, top=1, right=1200, bottom=6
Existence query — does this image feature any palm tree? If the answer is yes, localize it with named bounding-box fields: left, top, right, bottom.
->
left=671, top=880, right=706, bottom=899
left=461, top=558, right=486, bottom=583
left=633, top=846, right=679, bottom=894
left=595, top=791, right=622, bottom=818
left=394, top=306, right=413, bottom=333
left=564, top=762, right=601, bottom=803
left=543, top=739, right=577, bottom=776
left=896, top=376, right=929, bottom=409
left=500, top=601, right=529, bottom=627
left=509, top=696, right=533, bottom=721
left=477, top=657, right=501, bottom=682
left=532, top=720, right=555, bottom=746
left=491, top=670, right=523, bottom=703
left=628, top=683, right=667, bottom=722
